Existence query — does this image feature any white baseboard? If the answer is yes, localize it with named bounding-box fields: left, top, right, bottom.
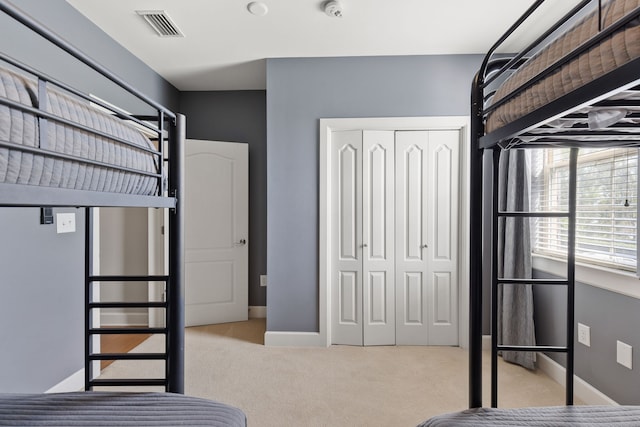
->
left=264, top=331, right=326, bottom=347
left=101, top=311, right=148, bottom=327
left=249, top=306, right=266, bottom=319
left=45, top=368, right=84, bottom=393
left=537, top=354, right=618, bottom=406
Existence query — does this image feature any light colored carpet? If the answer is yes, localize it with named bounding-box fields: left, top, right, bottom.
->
left=99, top=319, right=576, bottom=427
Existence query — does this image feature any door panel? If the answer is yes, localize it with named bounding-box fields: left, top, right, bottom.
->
left=434, top=145, right=453, bottom=260
left=339, top=271, right=359, bottom=324
left=339, top=144, right=359, bottom=260
left=427, top=130, right=459, bottom=345
left=368, top=271, right=387, bottom=323
left=404, top=272, right=423, bottom=324
left=362, top=131, right=395, bottom=346
left=433, top=272, right=453, bottom=324
left=395, top=131, right=430, bottom=345
left=185, top=140, right=248, bottom=327
left=331, top=131, right=363, bottom=345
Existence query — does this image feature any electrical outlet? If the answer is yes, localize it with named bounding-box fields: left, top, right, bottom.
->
left=617, top=340, right=633, bottom=369
left=260, top=275, right=267, bottom=287
left=578, top=323, right=590, bottom=347
left=56, top=213, right=76, bottom=234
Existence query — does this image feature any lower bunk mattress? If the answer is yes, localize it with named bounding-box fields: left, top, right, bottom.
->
left=0, top=392, right=246, bottom=426
left=419, top=405, right=640, bottom=426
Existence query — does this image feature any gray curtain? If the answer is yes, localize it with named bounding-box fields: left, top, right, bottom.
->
left=497, top=149, right=536, bottom=370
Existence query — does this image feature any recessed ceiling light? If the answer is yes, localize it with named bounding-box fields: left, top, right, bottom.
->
left=247, top=2, right=268, bottom=16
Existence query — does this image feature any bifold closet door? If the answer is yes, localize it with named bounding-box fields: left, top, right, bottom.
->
left=331, top=130, right=395, bottom=346
left=395, top=130, right=459, bottom=345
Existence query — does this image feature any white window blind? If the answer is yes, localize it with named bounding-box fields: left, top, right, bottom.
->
left=530, top=148, right=638, bottom=271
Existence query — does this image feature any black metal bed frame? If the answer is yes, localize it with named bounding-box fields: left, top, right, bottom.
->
left=0, top=2, right=185, bottom=393
left=469, top=0, right=640, bottom=408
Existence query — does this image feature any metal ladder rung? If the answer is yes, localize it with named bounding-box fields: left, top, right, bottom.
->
left=89, top=327, right=167, bottom=335
left=498, top=211, right=568, bottom=218
left=88, top=353, right=167, bottom=361
left=88, top=378, right=167, bottom=387
left=88, top=302, right=167, bottom=309
left=497, top=345, right=568, bottom=353
left=497, top=278, right=569, bottom=285
left=88, top=274, right=170, bottom=282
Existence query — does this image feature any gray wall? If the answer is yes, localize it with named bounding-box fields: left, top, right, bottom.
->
left=179, top=91, right=267, bottom=307
left=266, top=55, right=483, bottom=332
left=534, top=270, right=640, bottom=405
left=0, top=208, right=84, bottom=392
left=0, top=0, right=179, bottom=392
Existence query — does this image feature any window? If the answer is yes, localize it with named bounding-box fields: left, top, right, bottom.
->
left=530, top=148, right=638, bottom=272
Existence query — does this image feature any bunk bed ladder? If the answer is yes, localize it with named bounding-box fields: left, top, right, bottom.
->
left=490, top=148, right=577, bottom=407
left=84, top=208, right=171, bottom=391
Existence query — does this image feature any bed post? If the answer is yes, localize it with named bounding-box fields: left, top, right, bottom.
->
left=469, top=70, right=484, bottom=408
left=84, top=207, right=94, bottom=391
left=168, top=113, right=186, bottom=393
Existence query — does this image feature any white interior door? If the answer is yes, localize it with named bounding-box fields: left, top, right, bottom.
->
left=395, top=130, right=459, bottom=345
left=185, top=139, right=248, bottom=327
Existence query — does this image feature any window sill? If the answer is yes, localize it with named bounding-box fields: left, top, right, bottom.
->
left=532, top=254, right=640, bottom=300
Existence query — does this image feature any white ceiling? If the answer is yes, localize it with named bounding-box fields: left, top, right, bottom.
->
left=65, top=0, right=574, bottom=91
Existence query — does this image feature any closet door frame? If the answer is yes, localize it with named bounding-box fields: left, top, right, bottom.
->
left=319, top=116, right=470, bottom=347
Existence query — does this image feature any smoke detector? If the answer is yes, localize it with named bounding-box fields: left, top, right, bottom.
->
left=136, top=10, right=184, bottom=37
left=324, top=1, right=343, bottom=17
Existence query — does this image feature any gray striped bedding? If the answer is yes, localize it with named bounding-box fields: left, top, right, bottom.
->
left=486, top=0, right=640, bottom=133
left=0, top=392, right=246, bottom=426
left=0, top=66, right=160, bottom=196
left=419, top=405, right=640, bottom=426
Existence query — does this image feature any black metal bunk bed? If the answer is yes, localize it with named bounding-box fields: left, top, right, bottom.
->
left=0, top=2, right=245, bottom=425
left=421, top=0, right=640, bottom=425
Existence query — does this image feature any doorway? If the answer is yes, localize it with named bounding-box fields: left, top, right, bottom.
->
left=148, top=140, right=249, bottom=328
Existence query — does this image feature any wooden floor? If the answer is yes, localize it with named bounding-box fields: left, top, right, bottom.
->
left=100, top=333, right=150, bottom=369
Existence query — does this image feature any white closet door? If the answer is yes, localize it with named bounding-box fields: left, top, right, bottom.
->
left=362, top=131, right=395, bottom=346
left=395, top=130, right=459, bottom=345
left=331, top=130, right=363, bottom=345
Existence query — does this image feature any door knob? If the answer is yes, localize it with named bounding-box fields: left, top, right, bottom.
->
left=421, top=244, right=428, bottom=248
left=236, top=239, right=247, bottom=245
left=361, top=243, right=368, bottom=248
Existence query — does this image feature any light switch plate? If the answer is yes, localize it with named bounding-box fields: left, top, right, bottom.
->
left=260, top=275, right=267, bottom=287
left=56, top=213, right=76, bottom=234
left=617, top=340, right=633, bottom=370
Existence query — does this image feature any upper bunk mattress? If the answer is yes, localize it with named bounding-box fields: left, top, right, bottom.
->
left=486, top=0, right=640, bottom=133
left=0, top=67, right=160, bottom=195
left=0, top=392, right=246, bottom=427
left=419, top=405, right=640, bottom=426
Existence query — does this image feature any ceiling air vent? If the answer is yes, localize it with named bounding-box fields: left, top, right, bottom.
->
left=136, top=10, right=184, bottom=37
